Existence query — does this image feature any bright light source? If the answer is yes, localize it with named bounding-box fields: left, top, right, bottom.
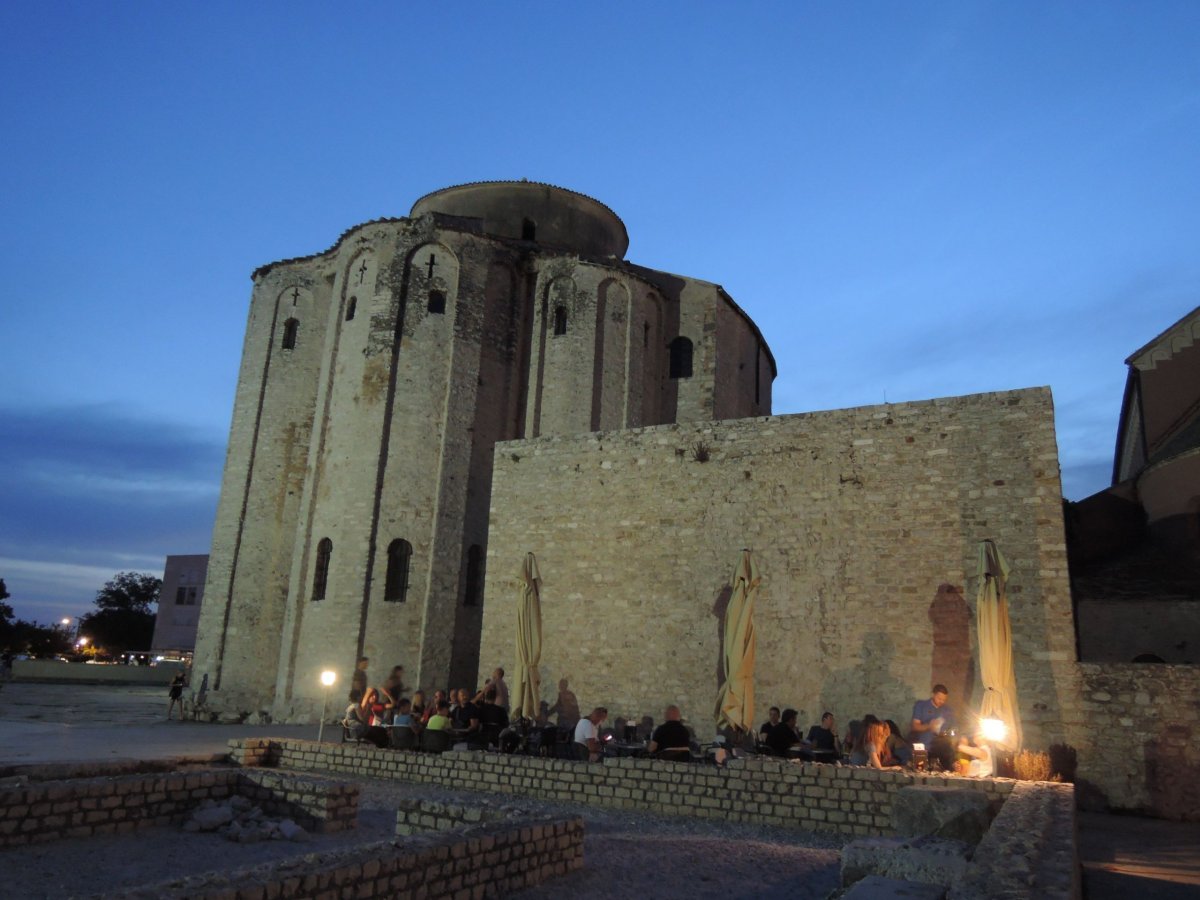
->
left=980, top=718, right=1008, bottom=742
left=61, top=618, right=71, bottom=626
left=76, top=637, right=88, bottom=646
left=320, top=670, right=336, bottom=687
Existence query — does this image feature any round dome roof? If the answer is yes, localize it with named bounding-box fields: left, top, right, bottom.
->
left=410, top=181, right=628, bottom=258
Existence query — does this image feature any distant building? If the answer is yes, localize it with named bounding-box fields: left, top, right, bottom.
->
left=1068, top=305, right=1200, bottom=663
left=151, top=554, right=209, bottom=656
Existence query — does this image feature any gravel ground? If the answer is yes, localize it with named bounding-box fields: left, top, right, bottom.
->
left=0, top=770, right=845, bottom=899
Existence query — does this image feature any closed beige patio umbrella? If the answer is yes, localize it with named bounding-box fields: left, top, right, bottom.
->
left=715, top=549, right=760, bottom=735
left=976, top=539, right=1022, bottom=751
left=513, top=552, right=543, bottom=720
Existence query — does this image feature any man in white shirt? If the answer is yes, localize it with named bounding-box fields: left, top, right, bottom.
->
left=573, top=706, right=608, bottom=761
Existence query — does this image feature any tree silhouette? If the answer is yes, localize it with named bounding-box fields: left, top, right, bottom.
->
left=79, top=571, right=160, bottom=653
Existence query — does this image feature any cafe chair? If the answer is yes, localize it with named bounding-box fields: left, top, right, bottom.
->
left=420, top=729, right=452, bottom=754
left=391, top=726, right=419, bottom=751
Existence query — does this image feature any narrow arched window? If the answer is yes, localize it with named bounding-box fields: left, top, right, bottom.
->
left=428, top=290, right=446, bottom=314
left=553, top=305, right=568, bottom=336
left=669, top=336, right=693, bottom=379
left=464, top=544, right=483, bottom=607
left=346, top=296, right=357, bottom=321
left=385, top=539, right=412, bottom=602
left=282, top=318, right=299, bottom=350
left=522, top=218, right=536, bottom=241
left=312, top=538, right=332, bottom=601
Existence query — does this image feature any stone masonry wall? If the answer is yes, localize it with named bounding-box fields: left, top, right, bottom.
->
left=949, top=781, right=1078, bottom=900
left=234, top=738, right=1014, bottom=838
left=0, top=767, right=358, bottom=849
left=116, top=816, right=584, bottom=900
left=1062, top=663, right=1200, bottom=819
left=479, top=388, right=1074, bottom=753
left=0, top=769, right=237, bottom=848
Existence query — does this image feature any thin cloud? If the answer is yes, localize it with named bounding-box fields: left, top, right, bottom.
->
left=0, top=404, right=222, bottom=619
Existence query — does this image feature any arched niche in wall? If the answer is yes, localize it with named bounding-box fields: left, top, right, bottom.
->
left=593, top=278, right=630, bottom=431
left=342, top=250, right=377, bottom=326
left=406, top=242, right=460, bottom=328
left=544, top=276, right=577, bottom=338
left=345, top=250, right=378, bottom=298
left=276, top=285, right=314, bottom=352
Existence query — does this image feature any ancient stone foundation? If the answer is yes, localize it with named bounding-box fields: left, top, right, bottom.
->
left=0, top=765, right=356, bottom=849
left=230, top=738, right=1078, bottom=899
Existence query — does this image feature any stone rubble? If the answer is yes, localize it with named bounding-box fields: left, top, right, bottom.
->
left=183, top=796, right=312, bottom=843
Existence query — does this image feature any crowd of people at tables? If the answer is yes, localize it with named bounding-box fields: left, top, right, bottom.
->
left=757, top=684, right=994, bottom=776
left=343, top=659, right=993, bottom=777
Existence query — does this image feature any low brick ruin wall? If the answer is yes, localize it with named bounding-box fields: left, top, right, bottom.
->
left=231, top=737, right=1014, bottom=837
left=0, top=766, right=356, bottom=848
left=112, top=815, right=584, bottom=900
left=394, top=796, right=514, bottom=836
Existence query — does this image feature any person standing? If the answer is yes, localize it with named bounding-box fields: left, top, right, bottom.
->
left=489, top=667, right=509, bottom=711
left=166, top=671, right=186, bottom=721
left=573, top=706, right=608, bottom=761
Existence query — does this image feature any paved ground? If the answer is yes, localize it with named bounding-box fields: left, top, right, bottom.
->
left=2, top=681, right=1198, bottom=898
left=0, top=681, right=321, bottom=764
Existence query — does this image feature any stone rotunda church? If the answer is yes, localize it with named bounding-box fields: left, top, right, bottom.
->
left=193, top=181, right=775, bottom=719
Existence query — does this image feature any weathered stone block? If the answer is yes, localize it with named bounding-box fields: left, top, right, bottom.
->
left=891, top=786, right=992, bottom=844
left=841, top=836, right=970, bottom=889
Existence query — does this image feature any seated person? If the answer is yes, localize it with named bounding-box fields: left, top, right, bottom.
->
left=573, top=706, right=608, bottom=762
left=850, top=720, right=900, bottom=770
left=378, top=665, right=405, bottom=721
left=392, top=697, right=417, bottom=730
left=478, top=687, right=509, bottom=747
left=884, top=719, right=913, bottom=765
left=422, top=689, right=447, bottom=725
left=805, top=711, right=840, bottom=753
left=451, top=687, right=481, bottom=736
left=362, top=687, right=388, bottom=727
left=425, top=699, right=452, bottom=731
left=764, top=708, right=801, bottom=756
left=410, top=690, right=426, bottom=720
left=955, top=734, right=993, bottom=777
left=344, top=691, right=388, bottom=748
left=759, top=706, right=781, bottom=743
left=843, top=719, right=863, bottom=755
left=909, top=685, right=955, bottom=770
left=649, top=705, right=692, bottom=758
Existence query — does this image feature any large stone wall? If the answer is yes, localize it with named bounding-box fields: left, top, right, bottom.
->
left=194, top=185, right=774, bottom=723
left=480, top=387, right=1074, bottom=752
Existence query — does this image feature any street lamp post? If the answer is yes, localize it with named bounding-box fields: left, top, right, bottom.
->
left=317, top=670, right=337, bottom=743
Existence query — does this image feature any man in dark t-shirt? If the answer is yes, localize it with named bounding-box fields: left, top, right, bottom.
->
left=805, top=711, right=840, bottom=753
left=649, top=705, right=692, bottom=757
left=451, top=688, right=480, bottom=735
left=765, top=708, right=801, bottom=756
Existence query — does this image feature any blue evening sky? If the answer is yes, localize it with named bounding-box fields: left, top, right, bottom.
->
left=2, top=3, right=1198, bottom=622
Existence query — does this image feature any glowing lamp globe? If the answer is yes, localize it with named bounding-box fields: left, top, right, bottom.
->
left=980, top=718, right=1008, bottom=743
left=320, top=670, right=336, bottom=687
